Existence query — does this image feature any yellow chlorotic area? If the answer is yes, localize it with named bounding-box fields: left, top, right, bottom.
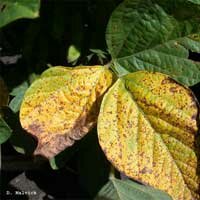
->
left=20, top=66, right=114, bottom=158
left=98, top=71, right=199, bottom=200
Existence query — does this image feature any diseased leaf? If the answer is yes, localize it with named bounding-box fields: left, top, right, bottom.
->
left=20, top=66, right=114, bottom=158
left=0, top=76, right=9, bottom=106
left=95, top=178, right=172, bottom=200
left=98, top=71, right=200, bottom=200
left=106, top=0, right=200, bottom=86
left=0, top=0, right=40, bottom=28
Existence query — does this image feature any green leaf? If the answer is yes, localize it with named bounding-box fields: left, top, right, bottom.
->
left=106, top=0, right=200, bottom=86
left=9, top=81, right=29, bottom=113
left=67, top=45, right=81, bottom=64
left=1, top=107, right=37, bottom=155
left=0, top=0, right=40, bottom=28
left=88, top=49, right=108, bottom=65
left=95, top=178, right=172, bottom=200
left=0, top=116, right=12, bottom=144
left=90, top=49, right=107, bottom=59
left=98, top=71, right=199, bottom=200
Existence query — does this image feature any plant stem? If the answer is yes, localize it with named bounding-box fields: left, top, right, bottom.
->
left=109, top=165, right=116, bottom=179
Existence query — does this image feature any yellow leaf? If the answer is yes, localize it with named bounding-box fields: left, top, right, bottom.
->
left=20, top=66, right=114, bottom=158
left=98, top=71, right=200, bottom=200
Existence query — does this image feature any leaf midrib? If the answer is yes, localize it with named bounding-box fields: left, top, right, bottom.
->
left=122, top=82, right=194, bottom=199
left=124, top=78, right=195, bottom=130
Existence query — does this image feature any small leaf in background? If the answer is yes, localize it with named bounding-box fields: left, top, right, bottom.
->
left=95, top=178, right=172, bottom=200
left=106, top=0, right=200, bottom=86
left=0, top=76, right=9, bottom=106
left=90, top=49, right=107, bottom=59
left=1, top=107, right=37, bottom=155
left=87, top=49, right=108, bottom=65
left=67, top=45, right=81, bottom=65
left=98, top=71, right=199, bottom=200
left=28, top=73, right=40, bottom=84
left=9, top=81, right=29, bottom=113
left=0, top=116, right=12, bottom=144
left=20, top=66, right=114, bottom=158
left=0, top=0, right=41, bottom=28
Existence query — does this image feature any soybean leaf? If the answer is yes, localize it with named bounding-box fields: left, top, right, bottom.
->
left=0, top=0, right=40, bottom=28
left=20, top=66, right=114, bottom=158
left=95, top=178, right=172, bottom=200
left=98, top=71, right=199, bottom=200
left=0, top=116, right=12, bottom=144
left=106, top=0, right=200, bottom=86
left=87, top=49, right=108, bottom=65
left=9, top=81, right=29, bottom=113
left=0, top=107, right=37, bottom=155
left=67, top=45, right=81, bottom=64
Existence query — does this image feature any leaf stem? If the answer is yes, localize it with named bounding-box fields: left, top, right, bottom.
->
left=104, top=61, right=120, bottom=77
left=109, top=165, right=116, bottom=179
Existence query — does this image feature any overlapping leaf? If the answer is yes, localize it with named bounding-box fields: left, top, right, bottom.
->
left=20, top=66, right=114, bottom=158
left=95, top=178, right=172, bottom=200
left=9, top=81, right=29, bottom=113
left=106, top=0, right=200, bottom=86
left=0, top=0, right=40, bottom=28
left=98, top=71, right=200, bottom=200
left=0, top=116, right=12, bottom=144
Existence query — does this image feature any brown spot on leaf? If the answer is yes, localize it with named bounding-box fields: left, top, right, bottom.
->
left=170, top=87, right=178, bottom=93
left=161, top=77, right=176, bottom=85
left=98, top=74, right=199, bottom=200
left=140, top=167, right=153, bottom=174
left=28, top=122, right=44, bottom=135
left=191, top=114, right=197, bottom=120
left=20, top=66, right=115, bottom=158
